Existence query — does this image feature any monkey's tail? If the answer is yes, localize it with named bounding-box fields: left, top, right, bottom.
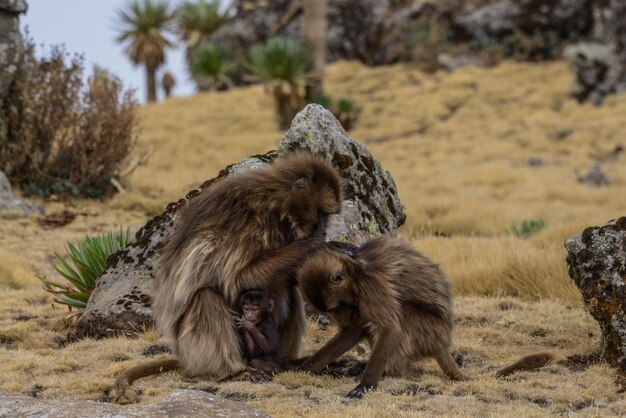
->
left=496, top=352, right=562, bottom=378
left=113, top=357, right=178, bottom=405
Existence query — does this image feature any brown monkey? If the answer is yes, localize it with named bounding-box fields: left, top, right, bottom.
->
left=295, top=239, right=562, bottom=396
left=113, top=151, right=342, bottom=404
left=238, top=289, right=282, bottom=373
left=296, top=235, right=466, bottom=398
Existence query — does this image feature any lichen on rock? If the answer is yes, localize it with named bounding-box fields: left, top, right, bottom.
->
left=565, top=217, right=626, bottom=372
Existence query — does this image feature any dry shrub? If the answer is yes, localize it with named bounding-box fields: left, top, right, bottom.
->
left=0, top=40, right=138, bottom=198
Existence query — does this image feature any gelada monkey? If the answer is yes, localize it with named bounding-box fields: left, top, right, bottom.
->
left=113, top=151, right=342, bottom=404
left=297, top=237, right=561, bottom=398
left=238, top=289, right=283, bottom=373
left=296, top=235, right=466, bottom=398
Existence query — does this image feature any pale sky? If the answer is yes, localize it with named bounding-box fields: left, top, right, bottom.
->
left=21, top=0, right=231, bottom=102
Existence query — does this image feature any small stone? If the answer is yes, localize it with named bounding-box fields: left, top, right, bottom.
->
left=24, top=384, right=44, bottom=398
left=577, top=163, right=611, bottom=187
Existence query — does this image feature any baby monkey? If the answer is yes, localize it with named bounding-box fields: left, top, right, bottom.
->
left=238, top=289, right=282, bottom=373
left=297, top=236, right=466, bottom=398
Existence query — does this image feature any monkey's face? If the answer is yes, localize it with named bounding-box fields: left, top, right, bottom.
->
left=242, top=300, right=262, bottom=323
left=239, top=290, right=274, bottom=324
left=241, top=297, right=274, bottom=324
left=276, top=153, right=343, bottom=240
left=297, top=249, right=359, bottom=313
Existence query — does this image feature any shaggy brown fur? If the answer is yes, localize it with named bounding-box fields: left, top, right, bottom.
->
left=296, top=235, right=466, bottom=398
left=113, top=152, right=342, bottom=404
left=113, top=358, right=178, bottom=405
left=496, top=352, right=562, bottom=378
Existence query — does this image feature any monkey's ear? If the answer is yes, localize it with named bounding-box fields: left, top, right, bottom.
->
left=329, top=271, right=344, bottom=285
left=267, top=298, right=275, bottom=312
left=292, top=177, right=308, bottom=190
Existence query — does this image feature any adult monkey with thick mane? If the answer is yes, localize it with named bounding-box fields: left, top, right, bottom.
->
left=113, top=152, right=342, bottom=404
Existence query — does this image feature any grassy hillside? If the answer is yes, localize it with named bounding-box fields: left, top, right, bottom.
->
left=1, top=59, right=625, bottom=415
left=124, top=59, right=626, bottom=303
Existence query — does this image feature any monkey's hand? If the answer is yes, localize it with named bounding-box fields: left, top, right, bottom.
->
left=346, top=383, right=374, bottom=399
left=228, top=368, right=272, bottom=383
left=237, top=317, right=256, bottom=330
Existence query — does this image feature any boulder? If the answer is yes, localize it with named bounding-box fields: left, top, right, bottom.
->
left=564, top=0, right=626, bottom=104
left=565, top=217, right=626, bottom=372
left=0, top=389, right=269, bottom=417
left=0, top=171, right=43, bottom=216
left=0, top=0, right=27, bottom=98
left=73, top=104, right=405, bottom=339
left=564, top=42, right=626, bottom=105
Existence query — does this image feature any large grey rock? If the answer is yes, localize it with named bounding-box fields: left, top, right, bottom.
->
left=0, top=0, right=27, bottom=98
left=564, top=0, right=626, bottom=105
left=73, top=105, right=405, bottom=339
left=564, top=42, right=626, bottom=105
left=565, top=217, right=626, bottom=372
left=0, top=171, right=42, bottom=216
left=278, top=104, right=405, bottom=241
left=0, top=389, right=269, bottom=417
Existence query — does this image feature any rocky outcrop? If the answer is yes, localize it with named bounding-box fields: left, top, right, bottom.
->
left=565, top=217, right=626, bottom=372
left=564, top=42, right=626, bottom=105
left=209, top=0, right=598, bottom=70
left=455, top=0, right=592, bottom=38
left=73, top=104, right=405, bottom=339
left=0, top=0, right=27, bottom=98
left=0, top=389, right=269, bottom=417
left=207, top=0, right=431, bottom=71
left=564, top=0, right=626, bottom=105
left=0, top=171, right=42, bottom=216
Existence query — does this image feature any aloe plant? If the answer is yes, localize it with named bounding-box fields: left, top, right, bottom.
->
left=249, top=37, right=313, bottom=129
left=189, top=42, right=236, bottom=91
left=41, top=227, right=132, bottom=308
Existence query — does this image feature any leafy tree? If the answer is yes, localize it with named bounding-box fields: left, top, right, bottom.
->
left=115, top=0, right=173, bottom=102
left=175, top=0, right=229, bottom=57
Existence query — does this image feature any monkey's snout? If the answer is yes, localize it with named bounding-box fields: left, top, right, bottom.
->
left=314, top=213, right=329, bottom=238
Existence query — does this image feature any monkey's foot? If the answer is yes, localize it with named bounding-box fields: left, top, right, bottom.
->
left=113, top=384, right=142, bottom=405
left=229, top=369, right=272, bottom=383
left=345, top=384, right=374, bottom=399
left=328, top=359, right=366, bottom=377
left=284, top=356, right=311, bottom=370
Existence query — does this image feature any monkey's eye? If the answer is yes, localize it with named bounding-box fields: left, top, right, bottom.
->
left=329, top=271, right=344, bottom=284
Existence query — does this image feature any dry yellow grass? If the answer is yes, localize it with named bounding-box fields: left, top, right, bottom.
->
left=1, top=59, right=626, bottom=415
